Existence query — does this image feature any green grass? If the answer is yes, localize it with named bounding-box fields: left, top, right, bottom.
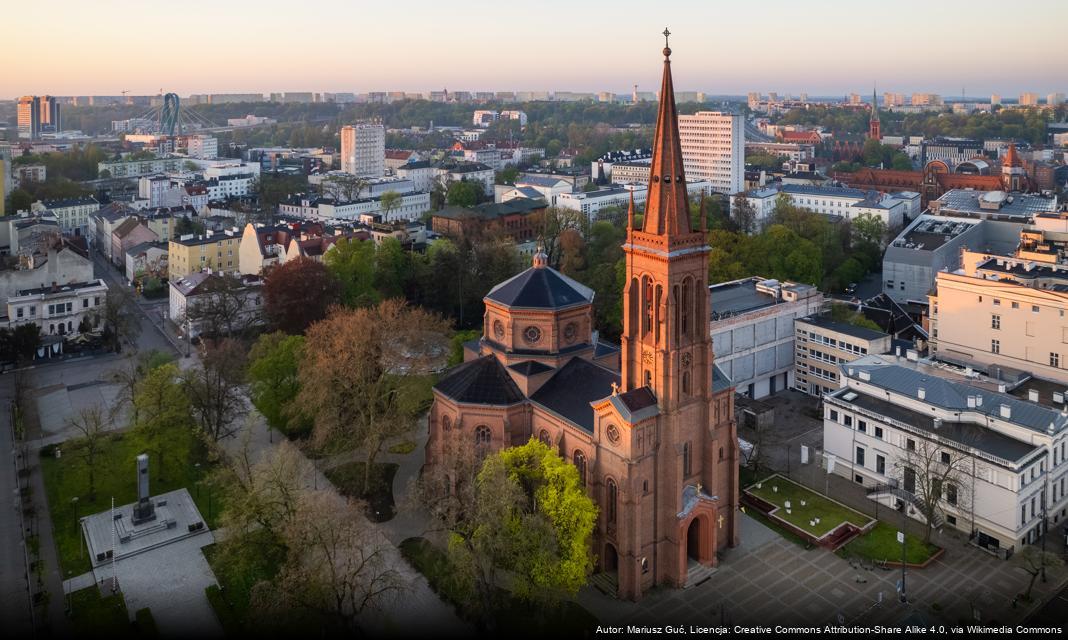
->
left=399, top=536, right=598, bottom=636
left=839, top=522, right=940, bottom=565
left=68, top=586, right=132, bottom=636
left=387, top=440, right=417, bottom=455
left=746, top=475, right=872, bottom=538
left=40, top=427, right=220, bottom=576
left=323, top=461, right=398, bottom=522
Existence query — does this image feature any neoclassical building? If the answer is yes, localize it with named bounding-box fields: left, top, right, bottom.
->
left=426, top=33, right=740, bottom=601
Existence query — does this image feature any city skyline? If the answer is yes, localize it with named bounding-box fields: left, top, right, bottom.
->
left=6, top=0, right=1065, bottom=99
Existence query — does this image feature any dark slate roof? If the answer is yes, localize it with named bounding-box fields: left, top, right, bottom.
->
left=619, top=387, right=656, bottom=412
left=530, top=358, right=619, bottom=433
left=594, top=341, right=620, bottom=358
left=712, top=364, right=732, bottom=393
left=485, top=266, right=594, bottom=310
left=797, top=315, right=889, bottom=342
left=434, top=355, right=525, bottom=405
left=507, top=360, right=554, bottom=376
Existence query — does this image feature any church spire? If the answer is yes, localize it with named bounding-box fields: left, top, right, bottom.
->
left=870, top=85, right=879, bottom=122
left=641, top=27, right=691, bottom=238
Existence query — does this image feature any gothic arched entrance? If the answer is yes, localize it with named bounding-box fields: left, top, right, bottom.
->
left=687, top=518, right=702, bottom=561
left=604, top=543, right=619, bottom=572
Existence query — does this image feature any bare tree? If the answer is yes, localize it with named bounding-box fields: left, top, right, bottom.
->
left=731, top=193, right=757, bottom=234
left=323, top=174, right=369, bottom=203
left=537, top=207, right=585, bottom=268
left=297, top=300, right=449, bottom=493
left=1017, top=546, right=1064, bottom=601
left=183, top=274, right=262, bottom=339
left=67, top=406, right=110, bottom=500
left=252, top=490, right=405, bottom=632
left=895, top=434, right=974, bottom=544
left=182, top=339, right=249, bottom=441
left=108, top=350, right=174, bottom=428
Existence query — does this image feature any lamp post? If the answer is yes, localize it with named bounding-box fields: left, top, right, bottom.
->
left=898, top=506, right=907, bottom=604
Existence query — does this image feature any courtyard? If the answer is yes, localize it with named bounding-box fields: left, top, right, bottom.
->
left=745, top=474, right=873, bottom=540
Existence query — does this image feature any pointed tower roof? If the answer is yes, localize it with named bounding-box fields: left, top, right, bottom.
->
left=641, top=28, right=691, bottom=238
left=1003, top=143, right=1023, bottom=168
left=870, top=86, right=879, bottom=122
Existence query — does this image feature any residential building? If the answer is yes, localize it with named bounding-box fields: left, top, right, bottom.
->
left=428, top=41, right=739, bottom=601
left=98, top=156, right=185, bottom=179
left=737, top=184, right=907, bottom=233
left=277, top=191, right=430, bottom=223
left=12, top=163, right=47, bottom=186
left=609, top=159, right=653, bottom=185
left=744, top=141, right=813, bottom=163
left=385, top=149, right=420, bottom=173
left=90, top=203, right=135, bottom=260
left=710, top=277, right=824, bottom=399
left=919, top=138, right=985, bottom=170
left=437, top=162, right=494, bottom=196
left=678, top=111, right=744, bottom=195
left=340, top=123, right=386, bottom=177
left=794, top=316, right=891, bottom=396
left=168, top=271, right=264, bottom=338
left=431, top=198, right=547, bottom=242
left=168, top=229, right=242, bottom=278
left=0, top=238, right=93, bottom=310
left=910, top=93, right=944, bottom=106
left=110, top=218, right=159, bottom=268
left=512, top=174, right=572, bottom=206
left=929, top=244, right=1068, bottom=385
left=124, top=241, right=168, bottom=285
left=823, top=354, right=1068, bottom=553
left=238, top=223, right=295, bottom=275
left=6, top=279, right=107, bottom=339
left=31, top=197, right=100, bottom=235
left=396, top=161, right=436, bottom=193
left=1019, top=92, right=1040, bottom=106
left=1048, top=93, right=1066, bottom=106
left=182, top=135, right=218, bottom=160
left=1, top=213, right=61, bottom=257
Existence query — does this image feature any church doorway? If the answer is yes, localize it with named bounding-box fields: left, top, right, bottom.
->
left=687, top=518, right=702, bottom=561
left=604, top=543, right=619, bottom=572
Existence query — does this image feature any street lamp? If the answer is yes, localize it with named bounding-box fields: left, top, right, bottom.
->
left=898, top=506, right=907, bottom=604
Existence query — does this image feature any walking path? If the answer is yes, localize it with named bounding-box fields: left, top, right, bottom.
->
left=220, top=411, right=469, bottom=636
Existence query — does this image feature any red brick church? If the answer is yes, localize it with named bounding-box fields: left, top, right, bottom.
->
left=425, top=31, right=740, bottom=601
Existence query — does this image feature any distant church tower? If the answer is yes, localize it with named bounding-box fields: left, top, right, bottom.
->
left=868, top=86, right=881, bottom=141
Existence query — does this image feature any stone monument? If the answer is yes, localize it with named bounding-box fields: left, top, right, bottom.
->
left=131, top=454, right=156, bottom=525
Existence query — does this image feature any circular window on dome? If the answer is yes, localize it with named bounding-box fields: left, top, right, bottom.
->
left=523, top=325, right=542, bottom=345
left=564, top=321, right=578, bottom=344
left=493, top=320, right=505, bottom=340
left=606, top=424, right=620, bottom=444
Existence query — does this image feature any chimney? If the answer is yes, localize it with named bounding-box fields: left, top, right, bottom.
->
left=917, top=387, right=926, bottom=400
left=999, top=404, right=1011, bottom=419
left=1028, top=389, right=1039, bottom=403
left=998, top=383, right=1007, bottom=393
left=967, top=395, right=977, bottom=408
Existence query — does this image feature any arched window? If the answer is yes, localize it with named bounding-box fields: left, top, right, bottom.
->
left=642, top=276, right=653, bottom=336
left=718, top=447, right=725, bottom=461
left=672, top=284, right=681, bottom=343
left=475, top=425, right=491, bottom=447
left=681, top=276, right=693, bottom=338
left=654, top=284, right=663, bottom=343
left=628, top=277, right=640, bottom=336
left=539, top=429, right=552, bottom=446
left=644, top=370, right=652, bottom=389
left=606, top=478, right=618, bottom=524
left=682, top=371, right=691, bottom=395
left=573, top=450, right=587, bottom=487
left=683, top=442, right=692, bottom=478
left=441, top=415, right=451, bottom=432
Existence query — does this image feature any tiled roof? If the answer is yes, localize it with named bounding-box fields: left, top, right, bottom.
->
left=434, top=356, right=525, bottom=405
left=485, top=265, right=594, bottom=310
left=530, top=358, right=619, bottom=433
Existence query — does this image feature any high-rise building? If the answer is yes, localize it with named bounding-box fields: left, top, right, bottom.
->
left=1019, top=92, right=1039, bottom=106
left=883, top=92, right=906, bottom=108
left=1048, top=93, right=1066, bottom=106
left=340, top=123, right=385, bottom=178
left=910, top=93, right=943, bottom=106
left=17, top=95, right=60, bottom=139
left=991, top=93, right=1002, bottom=106
left=678, top=111, right=744, bottom=195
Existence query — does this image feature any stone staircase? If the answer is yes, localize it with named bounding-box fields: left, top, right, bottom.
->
left=684, top=560, right=717, bottom=589
left=590, top=572, right=619, bottom=597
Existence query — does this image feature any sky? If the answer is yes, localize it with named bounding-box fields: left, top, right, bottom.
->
left=6, top=0, right=1066, bottom=99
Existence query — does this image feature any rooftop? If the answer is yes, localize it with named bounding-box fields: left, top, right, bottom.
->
left=485, top=260, right=594, bottom=310
left=893, top=216, right=978, bottom=252
left=781, top=184, right=869, bottom=199
left=530, top=358, right=619, bottom=433
left=434, top=355, right=525, bottom=405
left=934, top=189, right=1056, bottom=219
left=796, top=315, right=889, bottom=342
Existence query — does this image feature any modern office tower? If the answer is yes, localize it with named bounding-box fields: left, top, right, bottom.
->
left=340, top=122, right=385, bottom=178
left=678, top=111, right=745, bottom=195
left=17, top=95, right=60, bottom=138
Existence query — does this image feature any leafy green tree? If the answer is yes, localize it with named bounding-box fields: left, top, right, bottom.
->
left=379, top=190, right=402, bottom=219
left=829, top=302, right=883, bottom=331
left=324, top=237, right=379, bottom=308
left=851, top=212, right=888, bottom=247
left=248, top=332, right=307, bottom=436
left=446, top=180, right=481, bottom=207
left=495, top=166, right=519, bottom=185
left=448, top=329, right=480, bottom=366
left=133, top=363, right=193, bottom=482
left=372, top=237, right=409, bottom=299
left=7, top=189, right=33, bottom=214
left=447, top=439, right=597, bottom=621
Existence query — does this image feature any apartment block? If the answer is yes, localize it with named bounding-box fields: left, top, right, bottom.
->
left=794, top=316, right=891, bottom=396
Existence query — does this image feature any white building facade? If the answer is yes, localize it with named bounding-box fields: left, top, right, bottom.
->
left=340, top=123, right=386, bottom=178
left=678, top=111, right=745, bottom=196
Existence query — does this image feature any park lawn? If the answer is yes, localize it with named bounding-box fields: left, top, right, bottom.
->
left=399, top=537, right=598, bottom=636
left=840, top=522, right=940, bottom=565
left=746, top=475, right=872, bottom=538
left=40, top=426, right=220, bottom=576
left=68, top=586, right=132, bottom=636
left=323, top=461, right=398, bottom=522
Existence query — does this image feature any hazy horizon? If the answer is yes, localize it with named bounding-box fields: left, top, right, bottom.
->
left=7, top=0, right=1066, bottom=99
